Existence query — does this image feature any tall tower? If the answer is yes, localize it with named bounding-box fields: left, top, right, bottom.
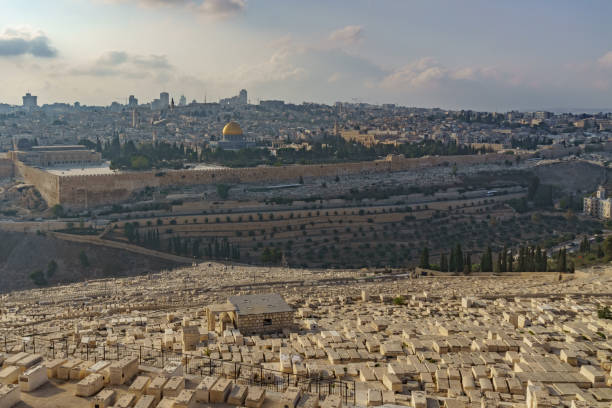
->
left=22, top=92, right=38, bottom=109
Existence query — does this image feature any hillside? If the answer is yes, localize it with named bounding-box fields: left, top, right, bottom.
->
left=533, top=161, right=611, bottom=193
left=0, top=231, right=177, bottom=292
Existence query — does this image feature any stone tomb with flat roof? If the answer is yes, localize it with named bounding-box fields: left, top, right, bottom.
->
left=207, top=293, right=294, bottom=335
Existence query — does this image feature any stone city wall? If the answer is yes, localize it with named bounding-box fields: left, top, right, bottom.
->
left=14, top=161, right=60, bottom=205
left=43, top=152, right=522, bottom=209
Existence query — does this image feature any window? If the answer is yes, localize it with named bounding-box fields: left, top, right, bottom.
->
left=263, top=318, right=272, bottom=326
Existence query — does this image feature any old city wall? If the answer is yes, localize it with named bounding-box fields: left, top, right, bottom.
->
left=14, top=161, right=60, bottom=205
left=56, top=153, right=523, bottom=209
left=0, top=159, right=14, bottom=179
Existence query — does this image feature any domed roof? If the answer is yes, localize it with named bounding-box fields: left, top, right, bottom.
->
left=222, top=121, right=243, bottom=136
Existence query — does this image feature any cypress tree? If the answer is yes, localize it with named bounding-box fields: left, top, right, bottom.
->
left=597, top=244, right=604, bottom=258
left=455, top=244, right=464, bottom=273
left=507, top=250, right=513, bottom=272
left=464, top=253, right=472, bottom=274
left=481, top=246, right=493, bottom=272
left=440, top=254, right=448, bottom=272
left=558, top=248, right=567, bottom=272
left=419, top=247, right=430, bottom=269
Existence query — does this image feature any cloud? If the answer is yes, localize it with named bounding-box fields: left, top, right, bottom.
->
left=380, top=57, right=512, bottom=90
left=97, top=51, right=129, bottom=66
left=71, top=51, right=173, bottom=77
left=329, top=25, right=363, bottom=45
left=381, top=57, right=447, bottom=88
left=597, top=51, right=612, bottom=69
left=227, top=44, right=307, bottom=85
left=0, top=27, right=57, bottom=58
left=102, top=0, right=245, bottom=18
left=197, top=0, right=245, bottom=18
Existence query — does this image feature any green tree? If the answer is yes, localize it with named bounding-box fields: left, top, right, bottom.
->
left=216, top=184, right=231, bottom=199
left=51, top=204, right=64, bottom=218
left=527, top=176, right=540, bottom=200
left=598, top=306, right=612, bottom=320
left=130, top=155, right=150, bottom=170
left=494, top=252, right=501, bottom=273
left=455, top=244, right=464, bottom=272
left=392, top=296, right=405, bottom=305
left=480, top=247, right=493, bottom=272
left=464, top=253, right=472, bottom=274
left=507, top=250, right=513, bottom=272
left=605, top=236, right=612, bottom=259
left=124, top=222, right=137, bottom=243
left=29, top=270, right=47, bottom=286
left=440, top=254, right=448, bottom=272
left=46, top=260, right=58, bottom=278
left=419, top=247, right=430, bottom=269
left=501, top=246, right=507, bottom=272
left=597, top=244, right=604, bottom=258
left=556, top=249, right=567, bottom=272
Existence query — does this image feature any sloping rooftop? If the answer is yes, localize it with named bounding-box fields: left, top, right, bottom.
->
left=228, top=293, right=293, bottom=316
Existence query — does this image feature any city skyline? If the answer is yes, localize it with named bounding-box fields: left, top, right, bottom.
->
left=1, top=0, right=612, bottom=111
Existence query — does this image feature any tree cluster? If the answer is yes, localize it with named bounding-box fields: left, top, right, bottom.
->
left=439, top=243, right=472, bottom=273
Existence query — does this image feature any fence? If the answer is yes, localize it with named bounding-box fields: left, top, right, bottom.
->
left=0, top=333, right=355, bottom=405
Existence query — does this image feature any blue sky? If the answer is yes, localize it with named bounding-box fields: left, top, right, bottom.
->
left=1, top=0, right=611, bottom=111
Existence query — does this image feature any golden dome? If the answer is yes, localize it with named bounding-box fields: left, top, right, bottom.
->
left=222, top=121, right=243, bottom=136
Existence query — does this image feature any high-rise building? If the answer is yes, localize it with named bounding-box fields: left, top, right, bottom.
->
left=584, top=186, right=612, bottom=219
left=132, top=109, right=139, bottom=128
left=220, top=89, right=248, bottom=106
left=128, top=95, right=138, bottom=107
left=179, top=95, right=187, bottom=106
left=22, top=92, right=37, bottom=109
left=159, top=92, right=169, bottom=108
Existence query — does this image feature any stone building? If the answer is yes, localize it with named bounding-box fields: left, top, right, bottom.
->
left=211, top=121, right=256, bottom=151
left=9, top=145, right=102, bottom=167
left=207, top=293, right=294, bottom=335
left=584, top=186, right=612, bottom=219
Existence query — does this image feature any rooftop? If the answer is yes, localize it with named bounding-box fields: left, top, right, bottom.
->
left=31, top=145, right=91, bottom=152
left=228, top=293, right=293, bottom=316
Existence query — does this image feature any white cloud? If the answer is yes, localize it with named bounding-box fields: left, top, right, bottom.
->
left=329, top=25, right=363, bottom=45
left=71, top=51, right=172, bottom=77
left=227, top=44, right=307, bottom=85
left=197, top=0, right=246, bottom=18
left=381, top=57, right=447, bottom=89
left=381, top=57, right=513, bottom=90
left=101, top=0, right=245, bottom=18
left=597, top=51, right=612, bottom=69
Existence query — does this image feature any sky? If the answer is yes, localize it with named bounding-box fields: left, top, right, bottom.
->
left=1, top=0, right=612, bottom=111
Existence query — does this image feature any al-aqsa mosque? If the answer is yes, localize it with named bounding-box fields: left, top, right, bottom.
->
left=211, top=121, right=256, bottom=150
